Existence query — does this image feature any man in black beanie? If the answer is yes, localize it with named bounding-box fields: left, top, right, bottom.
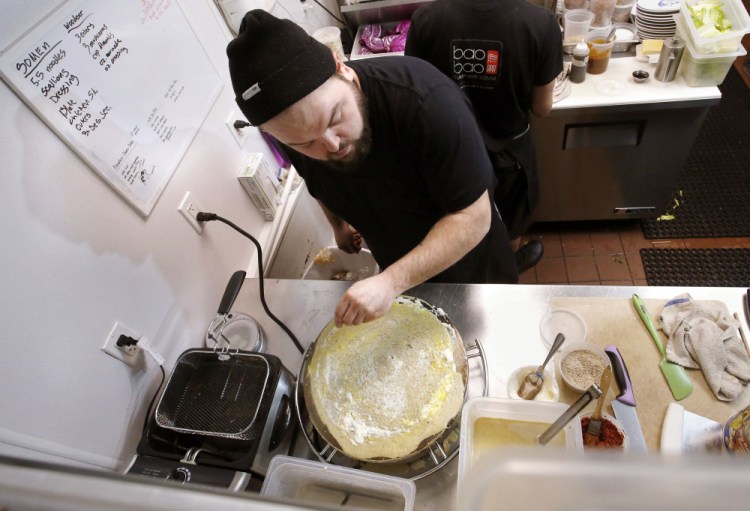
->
left=227, top=10, right=517, bottom=327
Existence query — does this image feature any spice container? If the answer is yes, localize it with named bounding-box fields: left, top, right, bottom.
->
left=585, top=30, right=615, bottom=74
left=570, top=42, right=589, bottom=83
left=580, top=412, right=629, bottom=450
left=557, top=341, right=610, bottom=393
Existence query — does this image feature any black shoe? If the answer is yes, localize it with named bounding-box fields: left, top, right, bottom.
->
left=515, top=240, right=544, bottom=272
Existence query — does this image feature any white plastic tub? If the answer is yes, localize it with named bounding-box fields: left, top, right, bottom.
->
left=261, top=455, right=416, bottom=510
left=676, top=14, right=748, bottom=86
left=457, top=398, right=584, bottom=488
left=679, top=0, right=750, bottom=53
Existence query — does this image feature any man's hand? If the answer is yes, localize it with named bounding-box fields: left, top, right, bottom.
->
left=333, top=222, right=363, bottom=254
left=334, top=273, right=397, bottom=327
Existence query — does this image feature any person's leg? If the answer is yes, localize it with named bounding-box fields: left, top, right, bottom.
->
left=493, top=162, right=543, bottom=272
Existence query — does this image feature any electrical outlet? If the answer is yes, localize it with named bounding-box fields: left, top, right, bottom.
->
left=178, top=191, right=204, bottom=234
left=101, top=321, right=141, bottom=366
left=226, top=110, right=249, bottom=148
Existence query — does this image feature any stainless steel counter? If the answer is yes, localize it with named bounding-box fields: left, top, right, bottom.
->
left=233, top=280, right=749, bottom=510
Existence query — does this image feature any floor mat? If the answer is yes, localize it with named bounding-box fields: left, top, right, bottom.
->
left=641, top=248, right=750, bottom=287
left=641, top=67, right=750, bottom=239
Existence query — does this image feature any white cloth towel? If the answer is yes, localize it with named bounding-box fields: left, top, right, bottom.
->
left=660, top=293, right=750, bottom=401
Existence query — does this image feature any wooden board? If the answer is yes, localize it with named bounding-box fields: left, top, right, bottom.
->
left=551, top=296, right=750, bottom=452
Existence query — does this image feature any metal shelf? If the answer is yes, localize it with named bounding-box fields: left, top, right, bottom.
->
left=339, top=0, right=433, bottom=28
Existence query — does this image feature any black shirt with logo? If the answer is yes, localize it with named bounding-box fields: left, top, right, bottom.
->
left=286, top=56, right=518, bottom=284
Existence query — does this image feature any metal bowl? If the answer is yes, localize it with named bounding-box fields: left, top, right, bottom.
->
left=632, top=70, right=650, bottom=83
left=298, top=295, right=468, bottom=464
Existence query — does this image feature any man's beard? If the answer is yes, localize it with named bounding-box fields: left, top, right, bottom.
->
left=326, top=80, right=372, bottom=171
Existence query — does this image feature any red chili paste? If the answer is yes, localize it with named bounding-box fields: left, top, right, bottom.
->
left=581, top=417, right=625, bottom=449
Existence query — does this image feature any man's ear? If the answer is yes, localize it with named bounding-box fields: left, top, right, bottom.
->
left=334, top=53, right=356, bottom=81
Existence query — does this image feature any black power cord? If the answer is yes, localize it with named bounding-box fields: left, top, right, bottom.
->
left=196, top=211, right=305, bottom=354
left=115, top=334, right=167, bottom=435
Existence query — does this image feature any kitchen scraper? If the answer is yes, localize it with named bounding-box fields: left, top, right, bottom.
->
left=661, top=403, right=723, bottom=454
left=632, top=294, right=692, bottom=400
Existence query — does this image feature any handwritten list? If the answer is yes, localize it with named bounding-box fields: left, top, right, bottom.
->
left=0, top=0, right=222, bottom=216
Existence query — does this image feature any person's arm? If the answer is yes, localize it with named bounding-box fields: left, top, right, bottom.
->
left=317, top=200, right=362, bottom=254
left=530, top=80, right=555, bottom=117
left=334, top=190, right=491, bottom=326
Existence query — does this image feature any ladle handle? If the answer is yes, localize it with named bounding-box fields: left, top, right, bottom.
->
left=542, top=333, right=566, bottom=370
left=538, top=384, right=602, bottom=445
left=218, top=270, right=246, bottom=315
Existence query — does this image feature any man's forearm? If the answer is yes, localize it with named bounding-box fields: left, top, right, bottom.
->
left=380, top=190, right=492, bottom=292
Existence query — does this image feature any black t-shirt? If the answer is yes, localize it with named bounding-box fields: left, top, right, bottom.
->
left=406, top=0, right=563, bottom=150
left=286, top=56, right=517, bottom=284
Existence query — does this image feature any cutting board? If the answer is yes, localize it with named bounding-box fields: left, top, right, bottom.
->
left=551, top=296, right=750, bottom=452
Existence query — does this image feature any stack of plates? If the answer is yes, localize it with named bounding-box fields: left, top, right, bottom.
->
left=634, top=0, right=680, bottom=40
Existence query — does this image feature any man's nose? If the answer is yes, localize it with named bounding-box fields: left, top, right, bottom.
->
left=322, top=130, right=340, bottom=152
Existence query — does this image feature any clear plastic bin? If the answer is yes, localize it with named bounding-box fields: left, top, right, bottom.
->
left=351, top=21, right=406, bottom=60
left=679, top=0, right=750, bottom=53
left=459, top=448, right=750, bottom=511
left=260, top=455, right=416, bottom=510
left=457, top=398, right=583, bottom=489
left=676, top=14, right=747, bottom=86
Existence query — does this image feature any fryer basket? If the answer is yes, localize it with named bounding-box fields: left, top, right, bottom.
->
left=155, top=349, right=271, bottom=440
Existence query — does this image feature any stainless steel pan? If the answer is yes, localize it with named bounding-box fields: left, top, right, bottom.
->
left=297, top=295, right=469, bottom=464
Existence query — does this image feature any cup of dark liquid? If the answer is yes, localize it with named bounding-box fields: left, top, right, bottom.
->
left=586, top=30, right=615, bottom=75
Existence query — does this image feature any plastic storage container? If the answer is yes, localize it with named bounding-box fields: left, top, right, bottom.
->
left=457, top=398, right=584, bottom=487
left=261, top=455, right=416, bottom=510
left=556, top=340, right=610, bottom=393
left=351, top=21, right=407, bottom=60
left=458, top=448, right=750, bottom=511
left=677, top=16, right=747, bottom=86
left=679, top=0, right=750, bottom=54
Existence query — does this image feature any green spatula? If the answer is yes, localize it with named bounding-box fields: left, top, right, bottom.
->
left=632, top=294, right=692, bottom=401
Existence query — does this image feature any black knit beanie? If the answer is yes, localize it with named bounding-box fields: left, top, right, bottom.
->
left=227, top=10, right=337, bottom=126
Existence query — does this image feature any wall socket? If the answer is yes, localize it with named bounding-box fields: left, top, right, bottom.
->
left=225, top=110, right=249, bottom=148
left=178, top=191, right=204, bottom=234
left=101, top=321, right=141, bottom=366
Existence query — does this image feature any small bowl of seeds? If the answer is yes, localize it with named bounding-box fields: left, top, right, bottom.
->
left=557, top=341, right=610, bottom=393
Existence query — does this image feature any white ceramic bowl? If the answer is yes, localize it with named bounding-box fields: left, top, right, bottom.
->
left=579, top=412, right=630, bottom=451
left=506, top=365, right=560, bottom=402
left=557, top=341, right=610, bottom=393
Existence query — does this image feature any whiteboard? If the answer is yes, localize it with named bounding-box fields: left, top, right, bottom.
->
left=0, top=0, right=223, bottom=216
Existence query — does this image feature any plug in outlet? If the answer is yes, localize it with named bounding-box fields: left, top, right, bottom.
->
left=178, top=191, right=204, bottom=233
left=226, top=110, right=249, bottom=148
left=101, top=321, right=141, bottom=366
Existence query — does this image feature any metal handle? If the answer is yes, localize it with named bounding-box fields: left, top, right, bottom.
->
left=632, top=294, right=667, bottom=357
left=466, top=338, right=489, bottom=397
left=541, top=333, right=566, bottom=372
left=218, top=270, right=246, bottom=315
left=537, top=384, right=602, bottom=445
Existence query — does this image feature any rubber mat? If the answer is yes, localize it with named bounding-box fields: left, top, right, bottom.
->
left=641, top=248, right=750, bottom=287
left=641, top=67, right=750, bottom=239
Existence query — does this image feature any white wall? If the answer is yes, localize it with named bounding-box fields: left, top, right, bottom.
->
left=0, top=0, right=342, bottom=471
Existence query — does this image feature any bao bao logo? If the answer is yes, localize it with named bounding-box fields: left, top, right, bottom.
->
left=451, top=40, right=502, bottom=87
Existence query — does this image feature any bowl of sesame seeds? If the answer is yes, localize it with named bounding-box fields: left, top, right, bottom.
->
left=557, top=341, right=610, bottom=394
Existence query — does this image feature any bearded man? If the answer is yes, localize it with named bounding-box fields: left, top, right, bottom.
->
left=227, top=10, right=518, bottom=327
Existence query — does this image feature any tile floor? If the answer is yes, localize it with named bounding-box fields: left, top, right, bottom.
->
left=517, top=220, right=750, bottom=286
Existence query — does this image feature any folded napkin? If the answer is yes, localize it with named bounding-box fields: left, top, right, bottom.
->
left=553, top=63, right=571, bottom=103
left=660, top=293, right=750, bottom=401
